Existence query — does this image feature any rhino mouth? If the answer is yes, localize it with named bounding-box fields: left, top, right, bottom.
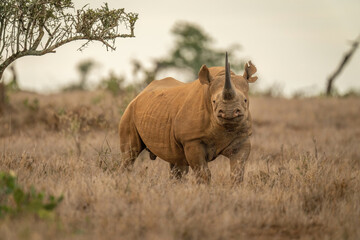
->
left=219, top=115, right=243, bottom=120
left=217, top=115, right=244, bottom=124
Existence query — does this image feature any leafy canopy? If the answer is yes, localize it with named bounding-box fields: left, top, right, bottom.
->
left=0, top=0, right=138, bottom=74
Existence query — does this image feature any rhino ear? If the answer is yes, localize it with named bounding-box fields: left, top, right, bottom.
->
left=243, top=61, right=258, bottom=83
left=198, top=65, right=212, bottom=85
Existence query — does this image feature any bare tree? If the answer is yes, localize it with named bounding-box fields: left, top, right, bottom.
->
left=0, top=0, right=138, bottom=112
left=326, top=35, right=360, bottom=96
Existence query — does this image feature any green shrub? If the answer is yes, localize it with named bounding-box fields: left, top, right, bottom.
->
left=99, top=71, right=125, bottom=96
left=0, top=171, right=63, bottom=219
left=23, top=98, right=39, bottom=112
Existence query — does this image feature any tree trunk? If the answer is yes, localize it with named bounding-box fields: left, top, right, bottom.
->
left=0, top=71, right=5, bottom=115
left=0, top=85, right=5, bottom=115
left=9, top=65, right=18, bottom=91
left=326, top=36, right=360, bottom=96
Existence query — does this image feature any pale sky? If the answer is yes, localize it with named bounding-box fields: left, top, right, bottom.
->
left=5, top=0, right=360, bottom=95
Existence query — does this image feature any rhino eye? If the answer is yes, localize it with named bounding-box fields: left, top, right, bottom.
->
left=212, top=100, right=216, bottom=104
left=244, top=99, right=247, bottom=103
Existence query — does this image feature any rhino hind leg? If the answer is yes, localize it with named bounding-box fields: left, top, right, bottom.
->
left=169, top=163, right=189, bottom=180
left=119, top=109, right=145, bottom=171
left=119, top=138, right=145, bottom=171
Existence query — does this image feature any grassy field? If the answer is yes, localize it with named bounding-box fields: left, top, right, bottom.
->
left=1, top=90, right=359, bottom=240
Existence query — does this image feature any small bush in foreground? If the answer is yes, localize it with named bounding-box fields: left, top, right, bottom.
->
left=0, top=171, right=63, bottom=219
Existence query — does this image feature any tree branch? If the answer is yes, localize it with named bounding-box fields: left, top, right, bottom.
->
left=30, top=25, right=45, bottom=50
left=0, top=1, right=138, bottom=79
left=16, top=16, right=21, bottom=53
left=0, top=19, right=7, bottom=56
left=0, top=33, right=134, bottom=72
left=326, top=35, right=360, bottom=96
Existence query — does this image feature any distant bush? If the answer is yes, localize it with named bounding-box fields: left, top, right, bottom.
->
left=98, top=71, right=141, bottom=100
left=250, top=82, right=284, bottom=98
left=99, top=71, right=126, bottom=96
left=341, top=88, right=360, bottom=98
left=0, top=171, right=63, bottom=219
left=316, top=87, right=360, bottom=98
left=23, top=98, right=39, bottom=112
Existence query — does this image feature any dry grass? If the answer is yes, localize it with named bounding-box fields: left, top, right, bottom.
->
left=1, top=90, right=359, bottom=240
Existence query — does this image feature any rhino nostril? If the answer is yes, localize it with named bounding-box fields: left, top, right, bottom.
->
left=218, top=109, right=225, bottom=118
left=234, top=109, right=243, bottom=117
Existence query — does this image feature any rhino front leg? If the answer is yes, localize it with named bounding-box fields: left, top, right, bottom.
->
left=223, top=137, right=251, bottom=184
left=169, top=163, right=189, bottom=180
left=184, top=142, right=211, bottom=184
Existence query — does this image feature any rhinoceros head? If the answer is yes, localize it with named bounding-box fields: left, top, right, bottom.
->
left=198, top=52, right=258, bottom=127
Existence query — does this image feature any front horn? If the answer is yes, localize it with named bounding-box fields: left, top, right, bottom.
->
left=223, top=52, right=236, bottom=100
